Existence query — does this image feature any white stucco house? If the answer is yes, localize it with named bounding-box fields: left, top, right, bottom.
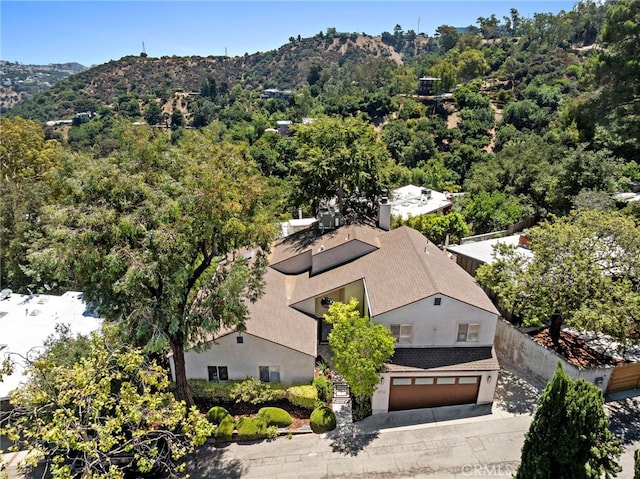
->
left=389, top=184, right=453, bottom=220
left=175, top=211, right=500, bottom=414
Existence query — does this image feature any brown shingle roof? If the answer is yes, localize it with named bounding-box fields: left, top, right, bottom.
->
left=287, top=225, right=498, bottom=316
left=243, top=266, right=317, bottom=357
left=198, top=224, right=497, bottom=357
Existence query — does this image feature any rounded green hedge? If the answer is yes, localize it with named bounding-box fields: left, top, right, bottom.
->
left=206, top=406, right=230, bottom=425
left=214, top=414, right=236, bottom=441
left=310, top=406, right=337, bottom=433
left=257, top=407, right=293, bottom=427
left=236, top=416, right=265, bottom=441
left=287, top=385, right=318, bottom=410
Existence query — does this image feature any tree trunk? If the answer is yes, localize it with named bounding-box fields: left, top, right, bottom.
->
left=549, top=312, right=562, bottom=350
left=170, top=339, right=194, bottom=407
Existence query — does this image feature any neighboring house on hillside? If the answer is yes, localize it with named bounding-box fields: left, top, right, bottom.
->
left=260, top=88, right=292, bottom=100
left=175, top=210, right=500, bottom=414
left=389, top=184, right=453, bottom=221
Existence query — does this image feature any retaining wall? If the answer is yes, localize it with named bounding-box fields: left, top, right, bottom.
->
left=494, top=318, right=614, bottom=392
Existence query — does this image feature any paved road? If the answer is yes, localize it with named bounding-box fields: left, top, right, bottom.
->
left=186, top=409, right=531, bottom=478
left=6, top=357, right=640, bottom=478
left=181, top=358, right=640, bottom=479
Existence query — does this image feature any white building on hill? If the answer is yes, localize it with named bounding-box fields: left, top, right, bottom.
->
left=390, top=185, right=453, bottom=220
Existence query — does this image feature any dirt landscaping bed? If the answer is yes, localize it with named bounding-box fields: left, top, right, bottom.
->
left=202, top=399, right=312, bottom=431
left=528, top=328, right=627, bottom=368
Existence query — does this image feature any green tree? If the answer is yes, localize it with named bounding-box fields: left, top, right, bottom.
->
left=325, top=298, right=395, bottom=401
left=457, top=191, right=534, bottom=235
left=456, top=49, right=490, bottom=83
left=477, top=14, right=500, bottom=39
left=588, top=0, right=640, bottom=159
left=144, top=99, right=163, bottom=125
left=515, top=363, right=621, bottom=479
left=464, top=134, right=559, bottom=214
left=552, top=144, right=623, bottom=214
left=393, top=212, right=470, bottom=245
left=435, top=25, right=459, bottom=52
left=634, top=449, right=640, bottom=479
left=0, top=117, right=62, bottom=291
left=292, top=115, right=391, bottom=216
left=501, top=99, right=550, bottom=133
left=428, top=61, right=457, bottom=93
left=25, top=122, right=276, bottom=405
left=171, top=109, right=185, bottom=129
left=477, top=210, right=640, bottom=349
left=2, top=326, right=213, bottom=479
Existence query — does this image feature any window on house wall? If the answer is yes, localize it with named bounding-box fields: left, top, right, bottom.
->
left=259, top=366, right=281, bottom=383
left=434, top=297, right=442, bottom=306
left=208, top=366, right=229, bottom=382
left=390, top=324, right=412, bottom=343
left=457, top=323, right=480, bottom=342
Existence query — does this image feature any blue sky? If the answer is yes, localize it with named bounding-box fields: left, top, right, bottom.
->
left=2, top=1, right=577, bottom=66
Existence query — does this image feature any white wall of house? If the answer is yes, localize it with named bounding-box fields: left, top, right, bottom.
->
left=371, top=370, right=497, bottom=414
left=175, top=333, right=315, bottom=386
left=374, top=295, right=497, bottom=347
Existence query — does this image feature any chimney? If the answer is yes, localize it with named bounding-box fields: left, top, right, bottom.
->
left=378, top=197, right=391, bottom=231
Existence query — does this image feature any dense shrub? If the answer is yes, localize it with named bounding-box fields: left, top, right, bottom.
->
left=312, top=376, right=334, bottom=403
left=214, top=415, right=235, bottom=441
left=287, top=385, right=318, bottom=410
left=257, top=407, right=293, bottom=427
left=206, top=406, right=230, bottom=425
left=310, top=406, right=337, bottom=433
left=236, top=416, right=266, bottom=441
left=229, top=377, right=287, bottom=405
left=189, top=379, right=233, bottom=404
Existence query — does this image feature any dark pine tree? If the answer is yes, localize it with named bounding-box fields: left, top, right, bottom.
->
left=516, top=363, right=621, bottom=479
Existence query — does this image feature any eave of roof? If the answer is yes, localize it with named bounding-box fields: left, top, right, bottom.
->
left=270, top=222, right=381, bottom=266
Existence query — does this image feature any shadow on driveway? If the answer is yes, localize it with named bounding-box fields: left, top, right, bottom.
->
left=182, top=444, right=246, bottom=479
left=494, top=356, right=544, bottom=415
left=327, top=424, right=379, bottom=457
left=606, top=393, right=640, bottom=445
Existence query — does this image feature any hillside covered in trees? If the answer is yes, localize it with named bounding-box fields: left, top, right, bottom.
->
left=2, top=0, right=639, bottom=295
